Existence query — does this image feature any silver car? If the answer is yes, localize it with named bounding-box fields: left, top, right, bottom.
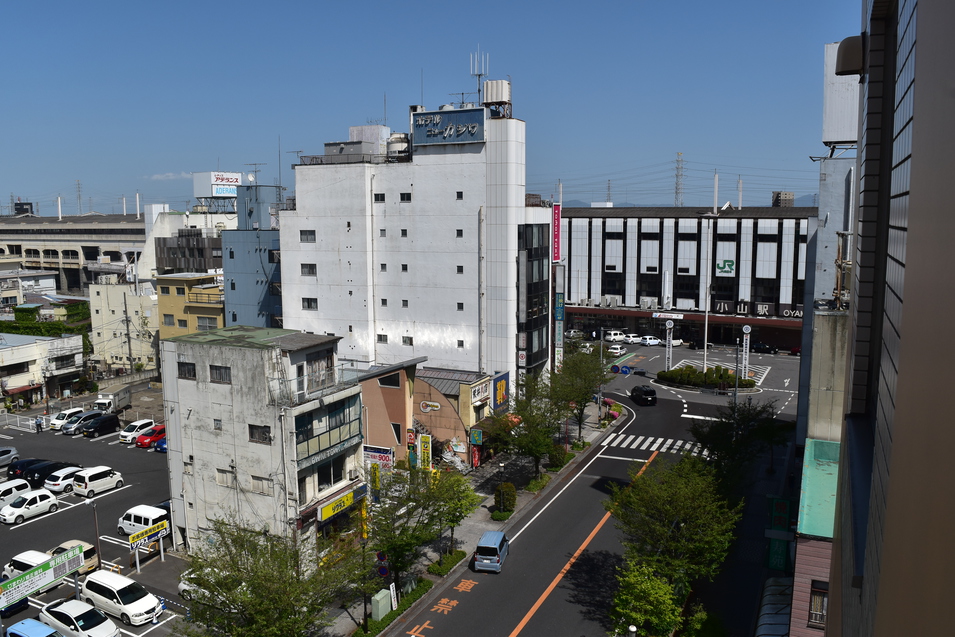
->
left=0, top=446, right=18, bottom=468
left=62, top=410, right=103, bottom=435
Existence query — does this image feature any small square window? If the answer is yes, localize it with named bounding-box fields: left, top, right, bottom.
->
left=210, top=365, right=232, bottom=384
left=163, top=314, right=174, bottom=326
left=377, top=334, right=388, bottom=344
left=248, top=424, right=271, bottom=444
left=380, top=263, right=387, bottom=272
left=456, top=191, right=463, bottom=200
left=300, top=229, right=316, bottom=243
left=457, top=340, right=465, bottom=348
left=400, top=192, right=411, bottom=202
left=301, top=263, right=317, bottom=276
left=216, top=469, right=234, bottom=487
left=95, top=309, right=100, bottom=315
left=401, top=264, right=408, bottom=272
left=457, top=303, right=464, bottom=311
left=402, top=336, right=414, bottom=346
left=380, top=229, right=386, bottom=237
left=95, top=290, right=101, bottom=296
left=302, top=297, right=318, bottom=310
left=178, top=319, right=187, bottom=328
left=402, top=300, right=408, bottom=308
left=176, top=287, right=186, bottom=296
left=178, top=362, right=197, bottom=379
left=213, top=418, right=222, bottom=431
left=456, top=265, right=464, bottom=274
left=374, top=193, right=385, bottom=203
left=160, top=286, right=170, bottom=295
left=381, top=298, right=388, bottom=307
left=456, top=229, right=463, bottom=238
left=401, top=229, right=408, bottom=237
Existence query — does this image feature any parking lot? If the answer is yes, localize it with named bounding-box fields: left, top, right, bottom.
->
left=0, top=384, right=186, bottom=636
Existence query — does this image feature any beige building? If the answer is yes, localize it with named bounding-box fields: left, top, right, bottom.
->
left=0, top=333, right=84, bottom=405
left=89, top=278, right=159, bottom=372
left=156, top=272, right=224, bottom=340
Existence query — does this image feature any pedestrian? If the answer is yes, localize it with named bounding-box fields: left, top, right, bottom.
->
left=35, top=415, right=43, bottom=434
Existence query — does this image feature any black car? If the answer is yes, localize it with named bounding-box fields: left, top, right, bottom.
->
left=25, top=461, right=82, bottom=489
left=751, top=343, right=779, bottom=354
left=630, top=385, right=658, bottom=406
left=6, top=458, right=48, bottom=479
left=78, top=413, right=121, bottom=438
left=689, top=340, right=713, bottom=350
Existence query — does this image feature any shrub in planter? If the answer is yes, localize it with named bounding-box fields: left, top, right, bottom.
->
left=495, top=481, right=517, bottom=512
left=548, top=443, right=570, bottom=469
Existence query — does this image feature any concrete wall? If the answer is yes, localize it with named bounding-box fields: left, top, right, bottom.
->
left=805, top=311, right=849, bottom=442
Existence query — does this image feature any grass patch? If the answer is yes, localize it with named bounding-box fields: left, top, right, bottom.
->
left=571, top=439, right=591, bottom=451
left=353, top=578, right=434, bottom=636
left=526, top=473, right=551, bottom=493
left=427, top=550, right=468, bottom=577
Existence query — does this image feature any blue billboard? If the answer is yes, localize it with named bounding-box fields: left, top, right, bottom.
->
left=491, top=372, right=509, bottom=412
left=412, top=108, right=485, bottom=146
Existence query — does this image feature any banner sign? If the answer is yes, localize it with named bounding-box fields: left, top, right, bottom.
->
left=552, top=204, right=562, bottom=262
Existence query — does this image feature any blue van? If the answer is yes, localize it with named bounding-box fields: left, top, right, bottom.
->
left=5, top=618, right=64, bottom=637
left=473, top=531, right=510, bottom=573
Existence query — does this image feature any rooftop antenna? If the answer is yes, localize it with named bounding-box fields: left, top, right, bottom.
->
left=470, top=47, right=488, bottom=104
left=606, top=180, right=612, bottom=204
left=674, top=152, right=684, bottom=207
left=245, top=163, right=266, bottom=183
left=737, top=175, right=743, bottom=209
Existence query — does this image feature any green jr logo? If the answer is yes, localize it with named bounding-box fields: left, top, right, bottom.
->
left=716, top=259, right=736, bottom=274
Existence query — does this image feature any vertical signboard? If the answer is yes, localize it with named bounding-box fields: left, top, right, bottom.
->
left=552, top=204, right=562, bottom=262
left=491, top=372, right=509, bottom=412
left=665, top=320, right=674, bottom=371
left=420, top=435, right=432, bottom=470
left=741, top=326, right=752, bottom=380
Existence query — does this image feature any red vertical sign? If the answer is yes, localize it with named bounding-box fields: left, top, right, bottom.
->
left=552, top=204, right=561, bottom=262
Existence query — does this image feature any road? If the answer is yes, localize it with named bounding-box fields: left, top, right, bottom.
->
left=385, top=343, right=799, bottom=636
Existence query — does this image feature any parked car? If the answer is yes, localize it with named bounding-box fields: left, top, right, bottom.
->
left=624, top=333, right=641, bottom=344
left=153, top=437, right=167, bottom=453
left=134, top=425, right=166, bottom=449
left=0, top=479, right=31, bottom=509
left=0, top=488, right=58, bottom=524
left=46, top=540, right=99, bottom=575
left=79, top=414, right=121, bottom=439
left=790, top=346, right=801, bottom=356
left=565, top=329, right=584, bottom=339
left=751, top=342, right=779, bottom=354
left=81, top=570, right=163, bottom=626
left=44, top=466, right=86, bottom=493
left=25, top=461, right=82, bottom=489
left=639, top=335, right=661, bottom=346
left=669, top=338, right=684, bottom=347
left=603, top=330, right=625, bottom=342
left=49, top=407, right=84, bottom=431
left=118, top=419, right=154, bottom=444
left=61, top=411, right=103, bottom=436
left=72, top=466, right=124, bottom=499
left=606, top=344, right=627, bottom=357
left=579, top=343, right=594, bottom=355
left=630, top=385, right=658, bottom=406
left=689, top=340, right=713, bottom=350
left=1, top=573, right=32, bottom=618
left=38, top=598, right=120, bottom=637
left=473, top=531, right=510, bottom=573
left=0, top=445, right=18, bottom=468
left=7, top=458, right=48, bottom=479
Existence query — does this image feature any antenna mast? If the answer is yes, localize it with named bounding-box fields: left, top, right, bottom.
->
left=470, top=48, right=488, bottom=104
left=674, top=152, right=684, bottom=207
left=606, top=180, right=612, bottom=204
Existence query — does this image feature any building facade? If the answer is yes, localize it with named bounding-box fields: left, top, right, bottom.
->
left=280, top=82, right=550, bottom=386
left=0, top=333, right=84, bottom=405
left=156, top=272, right=224, bottom=340
left=89, top=278, right=159, bottom=372
left=161, top=326, right=366, bottom=548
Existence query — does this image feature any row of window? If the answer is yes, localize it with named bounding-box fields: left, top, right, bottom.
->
left=159, top=286, right=186, bottom=295
left=178, top=362, right=232, bottom=383
left=300, top=228, right=467, bottom=243
left=302, top=298, right=465, bottom=311
left=163, top=315, right=217, bottom=330
left=374, top=334, right=465, bottom=348
left=215, top=467, right=273, bottom=492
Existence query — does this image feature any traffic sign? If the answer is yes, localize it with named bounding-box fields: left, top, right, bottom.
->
left=610, top=365, right=620, bottom=374
left=0, top=545, right=82, bottom=608
left=621, top=366, right=631, bottom=375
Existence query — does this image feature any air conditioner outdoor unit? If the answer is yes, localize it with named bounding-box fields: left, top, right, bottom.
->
left=348, top=469, right=359, bottom=480
left=601, top=297, right=611, bottom=308
left=609, top=297, right=619, bottom=308
left=640, top=298, right=652, bottom=310
left=650, top=299, right=659, bottom=309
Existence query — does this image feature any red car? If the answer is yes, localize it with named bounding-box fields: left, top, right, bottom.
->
left=135, top=425, right=166, bottom=448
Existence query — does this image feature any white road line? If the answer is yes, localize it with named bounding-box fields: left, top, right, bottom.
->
left=602, top=433, right=618, bottom=446
left=650, top=438, right=664, bottom=451
left=681, top=414, right=720, bottom=421
left=640, top=437, right=655, bottom=450
left=630, top=436, right=646, bottom=449
left=618, top=435, right=634, bottom=448
left=659, top=439, right=675, bottom=452
left=600, top=454, right=649, bottom=463
left=669, top=440, right=686, bottom=453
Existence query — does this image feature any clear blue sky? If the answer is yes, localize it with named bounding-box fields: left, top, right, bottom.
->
left=2, top=1, right=859, bottom=214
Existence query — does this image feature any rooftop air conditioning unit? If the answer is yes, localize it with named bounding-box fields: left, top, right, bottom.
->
left=640, top=297, right=652, bottom=310
left=650, top=299, right=659, bottom=309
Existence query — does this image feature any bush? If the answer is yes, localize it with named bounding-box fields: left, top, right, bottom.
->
left=490, top=510, right=512, bottom=521
left=495, top=482, right=516, bottom=512
left=571, top=439, right=591, bottom=451
left=657, top=365, right=756, bottom=389
left=526, top=473, right=551, bottom=493
left=427, top=550, right=468, bottom=576
left=353, top=578, right=434, bottom=636
left=548, top=443, right=570, bottom=470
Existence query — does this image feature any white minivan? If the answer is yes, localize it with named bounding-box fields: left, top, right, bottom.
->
left=119, top=419, right=154, bottom=444
left=72, top=466, right=124, bottom=498
left=0, top=478, right=30, bottom=508
left=117, top=504, right=169, bottom=536
left=81, top=570, right=163, bottom=626
left=49, top=407, right=83, bottom=430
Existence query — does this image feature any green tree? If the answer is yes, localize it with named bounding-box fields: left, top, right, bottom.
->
left=366, top=467, right=441, bottom=599
left=432, top=470, right=483, bottom=562
left=553, top=349, right=611, bottom=440
left=610, top=559, right=684, bottom=637
left=605, top=455, right=742, bottom=597
left=175, top=518, right=352, bottom=637
left=688, top=397, right=793, bottom=492
left=510, top=370, right=569, bottom=478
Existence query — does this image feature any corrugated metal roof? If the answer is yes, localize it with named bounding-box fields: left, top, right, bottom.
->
left=562, top=206, right=818, bottom=219
left=417, top=367, right=489, bottom=397
left=167, top=325, right=339, bottom=351
left=797, top=438, right=840, bottom=538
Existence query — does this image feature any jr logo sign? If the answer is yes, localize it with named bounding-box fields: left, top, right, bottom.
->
left=716, top=259, right=736, bottom=275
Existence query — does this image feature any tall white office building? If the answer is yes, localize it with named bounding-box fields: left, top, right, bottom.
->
left=281, top=80, right=551, bottom=389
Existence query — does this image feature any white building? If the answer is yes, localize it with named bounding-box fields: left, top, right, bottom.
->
left=0, top=332, right=84, bottom=406
left=281, top=80, right=551, bottom=388
left=161, top=325, right=365, bottom=548
left=89, top=277, right=159, bottom=372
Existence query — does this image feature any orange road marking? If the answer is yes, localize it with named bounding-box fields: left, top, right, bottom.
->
left=508, top=451, right=659, bottom=636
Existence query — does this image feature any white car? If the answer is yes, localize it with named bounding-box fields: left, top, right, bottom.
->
left=39, top=598, right=120, bottom=637
left=624, top=334, right=641, bottom=344
left=669, top=338, right=684, bottom=346
left=44, top=465, right=85, bottom=493
left=639, top=336, right=662, bottom=346
left=604, top=330, right=625, bottom=342
left=49, top=407, right=84, bottom=431
left=0, top=488, right=58, bottom=524
left=606, top=344, right=627, bottom=357
left=81, top=570, right=162, bottom=626
left=119, top=419, right=155, bottom=444
left=564, top=329, right=584, bottom=339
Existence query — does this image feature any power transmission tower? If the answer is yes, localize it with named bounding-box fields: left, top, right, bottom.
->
left=674, top=152, right=684, bottom=207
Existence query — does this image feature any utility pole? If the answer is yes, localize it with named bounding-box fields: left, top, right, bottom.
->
left=123, top=293, right=134, bottom=371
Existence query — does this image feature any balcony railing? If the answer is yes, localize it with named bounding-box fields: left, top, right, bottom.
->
left=186, top=292, right=224, bottom=305
left=268, top=364, right=363, bottom=408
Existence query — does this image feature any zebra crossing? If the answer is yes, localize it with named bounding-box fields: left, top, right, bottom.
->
left=601, top=432, right=709, bottom=457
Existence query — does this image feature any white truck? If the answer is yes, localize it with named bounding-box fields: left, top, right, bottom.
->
left=92, top=384, right=131, bottom=414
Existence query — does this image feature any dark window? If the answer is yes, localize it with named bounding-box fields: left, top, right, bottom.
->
left=456, top=229, right=463, bottom=238
left=381, top=299, right=388, bottom=307
left=401, top=229, right=408, bottom=237
left=160, top=286, right=170, bottom=295
left=301, top=263, right=317, bottom=276
left=456, top=191, right=463, bottom=200
left=210, top=365, right=232, bottom=384
left=457, top=303, right=464, bottom=311
left=402, top=336, right=413, bottom=346
left=303, top=298, right=318, bottom=310
left=400, top=192, right=411, bottom=202
left=249, top=424, right=271, bottom=444
left=230, top=280, right=236, bottom=290
left=380, top=263, right=387, bottom=272
left=176, top=287, right=185, bottom=296
left=178, top=362, right=196, bottom=379
left=401, top=264, right=408, bottom=272
left=374, top=193, right=385, bottom=203
left=378, top=373, right=400, bottom=388
left=300, top=229, right=316, bottom=243
left=456, top=265, right=464, bottom=274
left=268, top=250, right=280, bottom=263
left=402, top=299, right=408, bottom=308
left=457, top=340, right=464, bottom=348
left=377, top=334, right=388, bottom=344
left=380, top=229, right=386, bottom=237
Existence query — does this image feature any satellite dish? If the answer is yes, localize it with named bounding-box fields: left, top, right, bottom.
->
left=247, top=173, right=256, bottom=183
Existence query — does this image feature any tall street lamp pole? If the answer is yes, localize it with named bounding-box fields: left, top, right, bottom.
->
left=701, top=213, right=718, bottom=376
left=84, top=499, right=103, bottom=570
left=598, top=327, right=606, bottom=417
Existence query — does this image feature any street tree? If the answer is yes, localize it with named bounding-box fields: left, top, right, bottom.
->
left=688, top=397, right=793, bottom=492
left=610, top=559, right=684, bottom=637
left=605, top=455, right=742, bottom=598
left=432, top=470, right=484, bottom=563
left=510, top=370, right=570, bottom=477
left=175, top=518, right=353, bottom=637
left=553, top=348, right=611, bottom=439
left=366, top=467, right=442, bottom=599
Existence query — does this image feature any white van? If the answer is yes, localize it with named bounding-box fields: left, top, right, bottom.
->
left=0, top=478, right=30, bottom=508
left=72, top=466, right=124, bottom=498
left=49, top=407, right=83, bottom=430
left=3, top=550, right=66, bottom=593
left=117, top=504, right=169, bottom=536
left=604, top=330, right=625, bottom=342
left=81, top=570, right=163, bottom=626
left=119, top=419, right=154, bottom=444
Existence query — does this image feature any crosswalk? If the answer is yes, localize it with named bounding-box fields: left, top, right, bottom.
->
left=601, top=432, right=710, bottom=457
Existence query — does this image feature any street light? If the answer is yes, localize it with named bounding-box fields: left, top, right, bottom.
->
left=598, top=327, right=606, bottom=418
left=701, top=212, right=718, bottom=376
left=84, top=499, right=103, bottom=571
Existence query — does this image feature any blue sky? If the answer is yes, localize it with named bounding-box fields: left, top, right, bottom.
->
left=2, top=1, right=859, bottom=214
